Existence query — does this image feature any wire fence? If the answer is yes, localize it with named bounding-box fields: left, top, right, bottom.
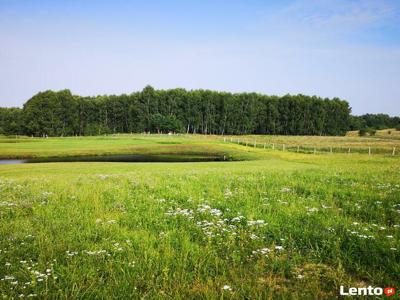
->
left=223, top=137, right=398, bottom=156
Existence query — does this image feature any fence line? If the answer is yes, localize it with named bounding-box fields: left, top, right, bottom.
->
left=224, top=138, right=398, bottom=156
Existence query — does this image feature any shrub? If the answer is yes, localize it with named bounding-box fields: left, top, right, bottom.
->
left=358, top=129, right=367, bottom=136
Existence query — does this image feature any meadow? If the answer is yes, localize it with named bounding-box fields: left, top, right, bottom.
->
left=0, top=134, right=399, bottom=299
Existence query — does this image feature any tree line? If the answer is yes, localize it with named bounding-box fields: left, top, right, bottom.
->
left=0, top=86, right=368, bottom=137
left=349, top=114, right=400, bottom=132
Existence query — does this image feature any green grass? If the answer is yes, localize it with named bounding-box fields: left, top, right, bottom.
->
left=0, top=135, right=399, bottom=299
left=0, top=135, right=259, bottom=161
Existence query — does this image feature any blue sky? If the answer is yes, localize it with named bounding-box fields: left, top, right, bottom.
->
left=0, top=0, right=399, bottom=115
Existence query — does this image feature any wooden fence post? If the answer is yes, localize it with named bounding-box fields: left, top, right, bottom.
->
left=368, top=147, right=371, bottom=155
left=297, top=146, right=300, bottom=152
left=283, top=144, right=285, bottom=151
left=393, top=147, right=396, bottom=156
left=348, top=148, right=351, bottom=154
left=272, top=143, right=275, bottom=150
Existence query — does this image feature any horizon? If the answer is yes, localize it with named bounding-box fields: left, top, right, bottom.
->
left=0, top=0, right=399, bottom=116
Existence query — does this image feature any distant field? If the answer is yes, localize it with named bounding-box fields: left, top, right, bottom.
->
left=0, top=135, right=399, bottom=299
left=347, top=128, right=400, bottom=138
left=222, top=130, right=400, bottom=154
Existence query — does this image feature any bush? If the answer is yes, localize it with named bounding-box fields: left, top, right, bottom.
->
left=358, top=129, right=367, bottom=136
left=150, top=114, right=183, bottom=133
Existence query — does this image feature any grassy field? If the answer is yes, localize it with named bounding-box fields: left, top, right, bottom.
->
left=223, top=129, right=400, bottom=155
left=0, top=135, right=399, bottom=299
left=2, top=131, right=399, bottom=159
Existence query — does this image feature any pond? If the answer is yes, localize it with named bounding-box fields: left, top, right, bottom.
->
left=0, top=154, right=231, bottom=164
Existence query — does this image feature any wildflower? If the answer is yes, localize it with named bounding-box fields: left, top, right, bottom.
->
left=83, top=250, right=107, bottom=255
left=231, top=216, right=244, bottom=222
left=66, top=250, right=78, bottom=257
left=222, top=285, right=232, bottom=291
left=307, top=207, right=319, bottom=213
left=250, top=234, right=259, bottom=240
left=128, top=261, right=135, bottom=267
left=224, top=188, right=233, bottom=198
left=247, top=220, right=266, bottom=226
left=252, top=248, right=271, bottom=256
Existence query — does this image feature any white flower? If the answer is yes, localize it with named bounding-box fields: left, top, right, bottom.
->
left=224, top=188, right=233, bottom=198
left=231, top=216, right=244, bottom=222
left=222, top=285, right=232, bottom=291
left=248, top=220, right=266, bottom=226
left=307, top=207, right=319, bottom=213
